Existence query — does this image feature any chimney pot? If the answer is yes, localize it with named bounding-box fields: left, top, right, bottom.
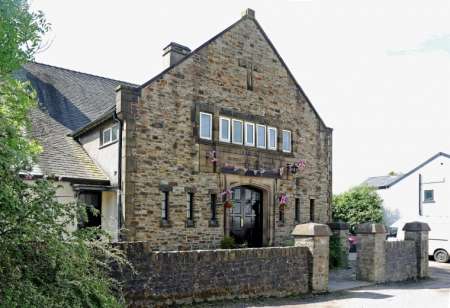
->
left=242, top=8, right=255, bottom=19
left=163, top=42, right=191, bottom=67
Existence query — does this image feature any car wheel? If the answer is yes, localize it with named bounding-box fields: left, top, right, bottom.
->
left=434, top=249, right=449, bottom=263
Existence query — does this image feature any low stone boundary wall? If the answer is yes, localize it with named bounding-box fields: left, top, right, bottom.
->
left=356, top=222, right=430, bottom=283
left=385, top=240, right=417, bottom=282
left=112, top=243, right=311, bottom=306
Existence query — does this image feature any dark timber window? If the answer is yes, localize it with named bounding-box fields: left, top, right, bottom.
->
left=210, top=194, right=217, bottom=221
left=161, top=191, right=169, bottom=221
left=295, top=198, right=300, bottom=222
left=187, top=192, right=194, bottom=220
left=309, top=199, right=315, bottom=222
left=279, top=206, right=285, bottom=223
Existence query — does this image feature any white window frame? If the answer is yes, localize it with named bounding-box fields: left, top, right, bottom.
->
left=282, top=130, right=292, bottom=153
left=256, top=124, right=266, bottom=149
left=219, top=116, right=231, bottom=143
left=101, top=124, right=119, bottom=147
left=232, top=119, right=244, bottom=145
left=245, top=122, right=255, bottom=146
left=267, top=126, right=277, bottom=150
left=199, top=112, right=213, bottom=140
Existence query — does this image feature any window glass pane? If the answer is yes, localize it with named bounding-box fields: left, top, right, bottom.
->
left=111, top=125, right=118, bottom=142
left=245, top=123, right=254, bottom=146
left=161, top=193, right=167, bottom=219
left=268, top=127, right=277, bottom=150
left=220, top=117, right=230, bottom=142
left=103, top=129, right=111, bottom=144
left=199, top=113, right=212, bottom=140
left=232, top=120, right=243, bottom=144
left=257, top=125, right=266, bottom=148
left=424, top=190, right=434, bottom=202
left=283, top=130, right=291, bottom=152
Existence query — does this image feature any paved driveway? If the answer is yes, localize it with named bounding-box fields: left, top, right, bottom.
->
left=199, top=262, right=450, bottom=308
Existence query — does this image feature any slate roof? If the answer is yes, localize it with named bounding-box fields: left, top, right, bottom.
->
left=363, top=152, right=450, bottom=189
left=362, top=175, right=401, bottom=189
left=16, top=62, right=137, bottom=182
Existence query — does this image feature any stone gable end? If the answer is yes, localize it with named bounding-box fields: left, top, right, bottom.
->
left=121, top=16, right=332, bottom=250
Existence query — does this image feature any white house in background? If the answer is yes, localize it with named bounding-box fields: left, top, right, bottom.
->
left=363, top=152, right=450, bottom=226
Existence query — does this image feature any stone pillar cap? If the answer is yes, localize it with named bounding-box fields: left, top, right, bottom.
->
left=403, top=221, right=431, bottom=231
left=328, top=221, right=349, bottom=230
left=355, top=222, right=386, bottom=234
left=292, top=223, right=332, bottom=237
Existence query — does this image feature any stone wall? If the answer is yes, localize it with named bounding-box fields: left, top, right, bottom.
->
left=113, top=243, right=311, bottom=307
left=117, top=11, right=332, bottom=249
left=356, top=222, right=429, bottom=283
left=384, top=241, right=417, bottom=282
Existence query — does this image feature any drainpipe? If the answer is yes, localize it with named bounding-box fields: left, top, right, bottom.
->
left=418, top=174, right=422, bottom=216
left=113, top=111, right=123, bottom=241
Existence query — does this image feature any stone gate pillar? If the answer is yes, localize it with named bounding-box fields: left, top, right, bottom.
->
left=328, top=222, right=350, bottom=268
left=355, top=223, right=387, bottom=282
left=403, top=221, right=430, bottom=278
left=292, top=223, right=332, bottom=293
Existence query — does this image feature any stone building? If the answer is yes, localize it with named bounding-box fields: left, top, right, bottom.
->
left=22, top=9, right=332, bottom=250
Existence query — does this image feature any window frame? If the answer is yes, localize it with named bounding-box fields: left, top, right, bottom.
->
left=186, top=192, right=194, bottom=221
left=256, top=124, right=266, bottom=149
left=161, top=191, right=169, bottom=221
left=219, top=116, right=231, bottom=143
left=199, top=112, right=213, bottom=140
left=295, top=198, right=300, bottom=222
left=210, top=194, right=217, bottom=221
left=244, top=122, right=255, bottom=147
left=282, top=130, right=292, bottom=153
left=424, top=189, right=435, bottom=203
left=267, top=126, right=277, bottom=150
left=100, top=124, right=119, bottom=147
left=231, top=119, right=244, bottom=145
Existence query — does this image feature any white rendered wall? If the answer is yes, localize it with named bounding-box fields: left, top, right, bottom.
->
left=381, top=155, right=450, bottom=226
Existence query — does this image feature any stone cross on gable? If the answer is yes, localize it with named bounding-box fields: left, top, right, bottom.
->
left=238, top=59, right=258, bottom=91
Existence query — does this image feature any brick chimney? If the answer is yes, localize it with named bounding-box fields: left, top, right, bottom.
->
left=163, top=42, right=191, bottom=67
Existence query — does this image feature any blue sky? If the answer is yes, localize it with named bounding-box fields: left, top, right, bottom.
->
left=31, top=0, right=450, bottom=193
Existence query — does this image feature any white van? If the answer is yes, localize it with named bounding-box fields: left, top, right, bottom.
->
left=387, top=217, right=450, bottom=263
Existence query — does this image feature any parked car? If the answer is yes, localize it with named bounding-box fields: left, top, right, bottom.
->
left=387, top=217, right=450, bottom=263
left=348, top=234, right=358, bottom=252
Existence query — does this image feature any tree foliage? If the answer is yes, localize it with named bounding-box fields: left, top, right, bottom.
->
left=0, top=1, right=128, bottom=306
left=332, top=185, right=384, bottom=231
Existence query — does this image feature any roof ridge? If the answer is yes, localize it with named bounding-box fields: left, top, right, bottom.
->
left=29, top=61, right=139, bottom=87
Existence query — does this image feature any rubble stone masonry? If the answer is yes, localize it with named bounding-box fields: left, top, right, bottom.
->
left=118, top=13, right=332, bottom=250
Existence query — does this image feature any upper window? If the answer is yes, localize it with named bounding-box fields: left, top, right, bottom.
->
left=199, top=112, right=212, bottom=140
left=424, top=190, right=434, bottom=203
left=245, top=122, right=255, bottom=146
left=267, top=126, right=277, bottom=150
left=256, top=125, right=266, bottom=149
left=282, top=130, right=292, bottom=153
left=219, top=117, right=231, bottom=142
left=232, top=119, right=243, bottom=144
left=101, top=124, right=119, bottom=146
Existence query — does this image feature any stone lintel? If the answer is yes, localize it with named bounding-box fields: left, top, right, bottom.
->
left=403, top=221, right=431, bottom=232
left=355, top=222, right=386, bottom=234
left=328, top=221, right=349, bottom=231
left=292, top=223, right=332, bottom=237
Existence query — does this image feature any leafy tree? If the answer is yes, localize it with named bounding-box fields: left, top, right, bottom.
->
left=332, top=185, right=384, bottom=231
left=0, top=1, right=128, bottom=306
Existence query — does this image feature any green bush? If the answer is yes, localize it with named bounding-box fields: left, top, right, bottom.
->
left=329, top=236, right=344, bottom=269
left=332, top=185, right=384, bottom=231
left=220, top=236, right=236, bottom=249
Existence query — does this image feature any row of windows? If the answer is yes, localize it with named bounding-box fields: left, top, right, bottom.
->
left=161, top=192, right=315, bottom=224
left=199, top=112, right=292, bottom=153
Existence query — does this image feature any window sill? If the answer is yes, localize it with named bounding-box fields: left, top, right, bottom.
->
left=199, top=139, right=295, bottom=157
left=160, top=219, right=172, bottom=228
left=423, top=200, right=435, bottom=204
left=208, top=219, right=219, bottom=227
left=99, top=139, right=118, bottom=150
